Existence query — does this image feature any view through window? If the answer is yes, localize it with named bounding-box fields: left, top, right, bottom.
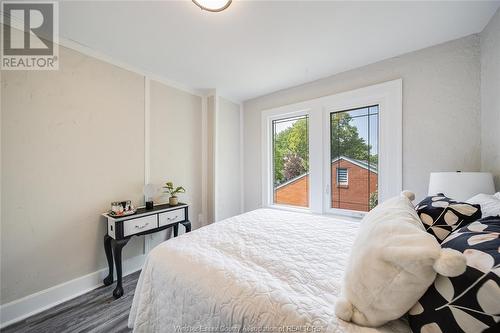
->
left=330, top=105, right=378, bottom=212
left=272, top=115, right=309, bottom=207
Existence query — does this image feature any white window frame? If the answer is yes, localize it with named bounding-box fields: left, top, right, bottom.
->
left=261, top=79, right=402, bottom=218
left=262, top=109, right=312, bottom=213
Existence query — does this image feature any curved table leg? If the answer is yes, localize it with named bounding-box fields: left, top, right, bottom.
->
left=173, top=223, right=179, bottom=237
left=111, top=238, right=129, bottom=299
left=181, top=221, right=191, bottom=233
left=103, top=234, right=114, bottom=286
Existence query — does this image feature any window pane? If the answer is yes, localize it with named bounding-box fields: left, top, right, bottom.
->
left=330, top=106, right=378, bottom=212
left=346, top=106, right=369, bottom=118
left=272, top=116, right=309, bottom=207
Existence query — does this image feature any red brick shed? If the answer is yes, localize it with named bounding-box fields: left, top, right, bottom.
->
left=274, top=156, right=378, bottom=211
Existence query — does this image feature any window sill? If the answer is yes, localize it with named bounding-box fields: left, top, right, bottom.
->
left=324, top=211, right=364, bottom=222
left=265, top=204, right=365, bottom=221
left=266, top=204, right=312, bottom=214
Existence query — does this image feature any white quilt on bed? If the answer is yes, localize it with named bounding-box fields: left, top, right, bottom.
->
left=128, top=208, right=410, bottom=333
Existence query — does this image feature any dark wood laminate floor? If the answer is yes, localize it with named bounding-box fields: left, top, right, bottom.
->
left=2, top=271, right=140, bottom=333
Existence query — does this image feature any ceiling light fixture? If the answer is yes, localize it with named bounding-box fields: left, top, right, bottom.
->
left=192, top=0, right=232, bottom=12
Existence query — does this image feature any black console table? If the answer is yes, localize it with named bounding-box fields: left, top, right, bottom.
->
left=102, top=203, right=191, bottom=298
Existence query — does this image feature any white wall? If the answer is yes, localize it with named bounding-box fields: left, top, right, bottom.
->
left=480, top=9, right=500, bottom=190
left=1, top=39, right=203, bottom=309
left=1, top=44, right=145, bottom=304
left=215, top=97, right=242, bottom=221
left=243, top=34, right=482, bottom=211
left=148, top=80, right=202, bottom=247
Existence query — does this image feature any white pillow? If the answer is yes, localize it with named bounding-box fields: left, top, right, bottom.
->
left=467, top=193, right=500, bottom=217
left=335, top=191, right=466, bottom=327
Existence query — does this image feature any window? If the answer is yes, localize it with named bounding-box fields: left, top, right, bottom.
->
left=272, top=115, right=309, bottom=207
left=261, top=79, right=402, bottom=217
left=337, top=168, right=348, bottom=186
left=330, top=106, right=378, bottom=212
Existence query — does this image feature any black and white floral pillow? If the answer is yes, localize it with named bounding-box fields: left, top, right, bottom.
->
left=409, top=216, right=500, bottom=333
left=415, top=194, right=481, bottom=242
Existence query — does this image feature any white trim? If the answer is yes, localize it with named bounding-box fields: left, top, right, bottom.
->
left=261, top=79, right=403, bottom=216
left=213, top=92, right=219, bottom=222
left=325, top=207, right=366, bottom=220
left=239, top=103, right=245, bottom=213
left=267, top=204, right=311, bottom=214
left=309, top=109, right=324, bottom=213
left=0, top=255, right=146, bottom=329
left=201, top=95, right=208, bottom=226
left=57, top=37, right=206, bottom=99
left=322, top=79, right=402, bottom=214
left=204, top=90, right=217, bottom=224
left=143, top=77, right=152, bottom=253
left=144, top=77, right=151, bottom=186
left=261, top=110, right=313, bottom=211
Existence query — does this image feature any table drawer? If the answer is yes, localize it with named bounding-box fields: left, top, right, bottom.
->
left=123, top=215, right=157, bottom=237
left=159, top=209, right=185, bottom=227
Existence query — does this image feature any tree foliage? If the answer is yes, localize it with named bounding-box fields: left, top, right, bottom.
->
left=273, top=113, right=377, bottom=186
left=330, top=112, right=377, bottom=165
left=273, top=118, right=309, bottom=185
left=283, top=153, right=306, bottom=181
left=369, top=190, right=379, bottom=210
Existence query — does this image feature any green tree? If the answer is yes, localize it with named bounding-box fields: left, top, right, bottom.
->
left=330, top=112, right=377, bottom=166
left=369, top=190, right=379, bottom=210
left=273, top=118, right=308, bottom=185
left=273, top=113, right=377, bottom=186
left=283, top=152, right=306, bottom=181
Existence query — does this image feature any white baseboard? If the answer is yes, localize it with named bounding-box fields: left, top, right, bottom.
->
left=0, top=254, right=146, bottom=329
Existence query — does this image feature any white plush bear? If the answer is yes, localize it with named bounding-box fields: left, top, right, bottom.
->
left=335, top=191, right=466, bottom=327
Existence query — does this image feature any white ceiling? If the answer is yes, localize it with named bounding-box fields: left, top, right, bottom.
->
left=59, top=1, right=500, bottom=102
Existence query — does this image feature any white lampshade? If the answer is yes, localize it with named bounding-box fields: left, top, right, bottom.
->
left=428, top=172, right=495, bottom=201
left=143, top=183, right=157, bottom=201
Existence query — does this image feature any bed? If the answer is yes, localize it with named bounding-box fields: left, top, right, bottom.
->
left=128, top=208, right=411, bottom=333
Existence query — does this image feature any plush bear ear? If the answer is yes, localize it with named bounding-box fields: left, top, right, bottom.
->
left=401, top=190, right=415, bottom=201
left=335, top=297, right=372, bottom=325
left=433, top=248, right=466, bottom=277
left=335, top=297, right=353, bottom=321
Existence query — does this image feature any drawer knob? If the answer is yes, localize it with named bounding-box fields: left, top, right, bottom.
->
left=167, top=216, right=179, bottom=221
left=135, top=222, right=149, bottom=229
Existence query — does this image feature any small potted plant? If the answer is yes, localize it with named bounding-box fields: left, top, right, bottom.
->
left=163, top=181, right=186, bottom=206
